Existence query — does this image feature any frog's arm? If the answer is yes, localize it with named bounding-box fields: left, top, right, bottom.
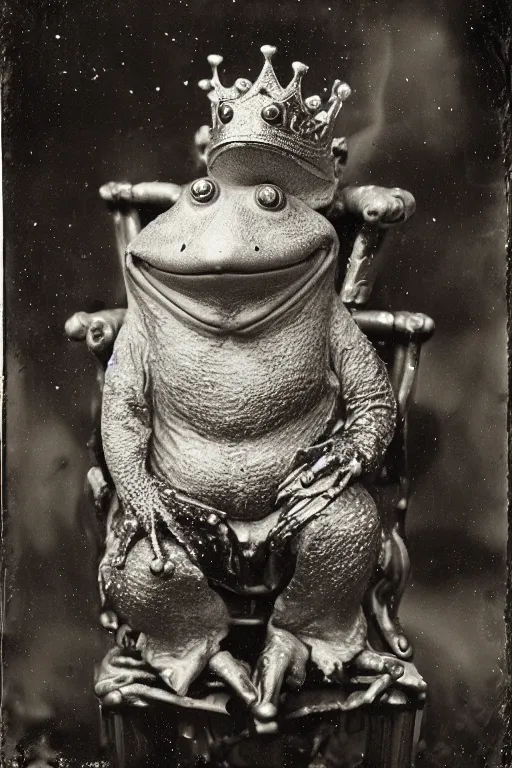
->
left=101, top=318, right=190, bottom=565
left=329, top=294, right=397, bottom=474
left=270, top=293, right=396, bottom=541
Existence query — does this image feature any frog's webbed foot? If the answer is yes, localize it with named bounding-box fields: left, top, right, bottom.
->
left=97, top=621, right=257, bottom=707
left=351, top=649, right=426, bottom=691
left=95, top=644, right=258, bottom=715
left=209, top=651, right=258, bottom=709
left=252, top=625, right=309, bottom=723
left=95, top=645, right=158, bottom=707
left=97, top=604, right=257, bottom=712
left=133, top=635, right=258, bottom=709
left=335, top=650, right=405, bottom=710
left=338, top=649, right=427, bottom=710
left=102, top=533, right=257, bottom=709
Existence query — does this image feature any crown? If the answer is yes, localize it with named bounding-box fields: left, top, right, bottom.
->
left=198, top=45, right=351, bottom=209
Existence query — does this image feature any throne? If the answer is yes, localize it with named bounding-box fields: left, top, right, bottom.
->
left=66, top=138, right=434, bottom=768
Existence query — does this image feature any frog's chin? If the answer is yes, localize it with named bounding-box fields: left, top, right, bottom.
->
left=126, top=247, right=335, bottom=334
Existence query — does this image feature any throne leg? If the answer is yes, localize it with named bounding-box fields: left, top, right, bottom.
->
left=100, top=701, right=424, bottom=768
left=101, top=707, right=178, bottom=768
left=363, top=704, right=424, bottom=768
left=102, top=707, right=226, bottom=768
left=101, top=704, right=254, bottom=768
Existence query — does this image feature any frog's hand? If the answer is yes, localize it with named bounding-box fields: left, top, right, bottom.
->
left=329, top=294, right=397, bottom=475
left=101, top=317, right=192, bottom=568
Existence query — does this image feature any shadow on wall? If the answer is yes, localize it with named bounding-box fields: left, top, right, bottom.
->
left=3, top=0, right=507, bottom=765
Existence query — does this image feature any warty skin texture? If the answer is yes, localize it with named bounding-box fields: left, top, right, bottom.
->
left=100, top=178, right=396, bottom=698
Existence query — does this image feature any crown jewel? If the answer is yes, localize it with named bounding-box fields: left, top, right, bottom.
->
left=199, top=45, right=351, bottom=208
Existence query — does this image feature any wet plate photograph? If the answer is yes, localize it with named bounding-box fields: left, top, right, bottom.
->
left=1, top=1, right=511, bottom=767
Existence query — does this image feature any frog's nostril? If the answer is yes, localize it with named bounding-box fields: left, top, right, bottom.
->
left=180, top=243, right=186, bottom=252
left=255, top=246, right=260, bottom=252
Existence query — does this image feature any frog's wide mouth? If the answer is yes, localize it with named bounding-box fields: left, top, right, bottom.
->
left=127, top=246, right=335, bottom=333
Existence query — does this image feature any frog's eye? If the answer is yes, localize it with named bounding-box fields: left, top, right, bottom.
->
left=255, top=184, right=286, bottom=211
left=190, top=178, right=218, bottom=203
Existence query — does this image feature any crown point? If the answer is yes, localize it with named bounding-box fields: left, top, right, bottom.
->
left=204, top=47, right=351, bottom=208
left=285, top=61, right=309, bottom=94
left=292, top=61, right=309, bottom=76
left=260, top=45, right=277, bottom=60
left=207, top=54, right=224, bottom=69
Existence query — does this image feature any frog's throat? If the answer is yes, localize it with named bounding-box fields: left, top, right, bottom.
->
left=126, top=247, right=336, bottom=335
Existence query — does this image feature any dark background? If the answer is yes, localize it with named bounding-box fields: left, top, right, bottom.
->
left=2, top=0, right=508, bottom=766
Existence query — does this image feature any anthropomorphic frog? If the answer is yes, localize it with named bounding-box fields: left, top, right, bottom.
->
left=98, top=174, right=399, bottom=721
left=64, top=45, right=431, bottom=725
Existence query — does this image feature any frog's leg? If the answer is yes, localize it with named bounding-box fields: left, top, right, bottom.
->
left=254, top=483, right=381, bottom=714
left=102, top=535, right=257, bottom=707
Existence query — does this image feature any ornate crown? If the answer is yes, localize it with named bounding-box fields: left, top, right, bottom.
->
left=198, top=45, right=351, bottom=209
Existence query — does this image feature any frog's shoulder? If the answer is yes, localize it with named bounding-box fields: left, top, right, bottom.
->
left=112, top=306, right=150, bottom=353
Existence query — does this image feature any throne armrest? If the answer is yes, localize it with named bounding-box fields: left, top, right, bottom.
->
left=99, top=181, right=182, bottom=209
left=352, top=309, right=435, bottom=343
left=352, top=309, right=435, bottom=420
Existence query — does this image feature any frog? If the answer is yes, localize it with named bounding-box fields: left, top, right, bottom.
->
left=96, top=172, right=402, bottom=722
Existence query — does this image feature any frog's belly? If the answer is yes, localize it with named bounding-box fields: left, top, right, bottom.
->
left=150, top=389, right=337, bottom=520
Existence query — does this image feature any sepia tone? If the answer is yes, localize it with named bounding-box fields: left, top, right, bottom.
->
left=2, top=1, right=509, bottom=767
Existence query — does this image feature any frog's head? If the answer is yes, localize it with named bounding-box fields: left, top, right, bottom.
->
left=127, top=177, right=338, bottom=333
